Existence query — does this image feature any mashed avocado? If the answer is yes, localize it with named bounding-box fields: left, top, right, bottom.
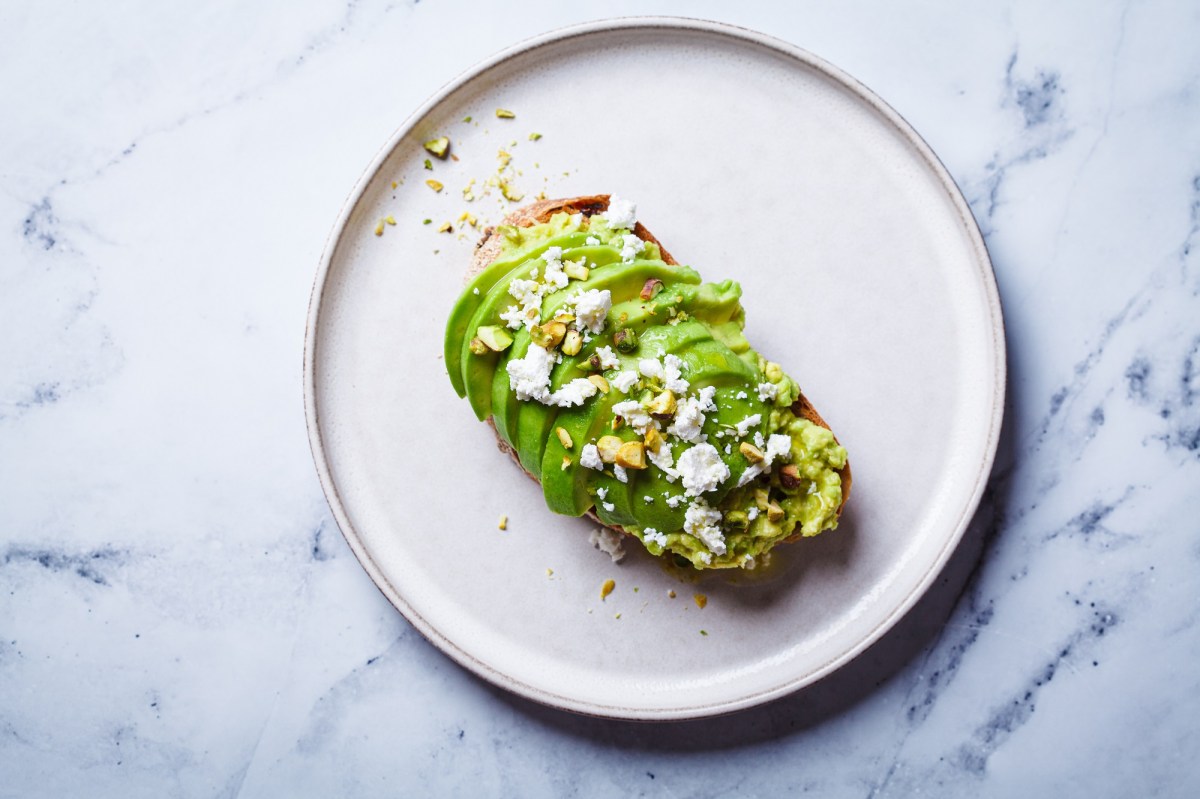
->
left=444, top=201, right=847, bottom=569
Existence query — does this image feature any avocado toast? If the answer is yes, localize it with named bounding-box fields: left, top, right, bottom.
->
left=445, top=194, right=851, bottom=569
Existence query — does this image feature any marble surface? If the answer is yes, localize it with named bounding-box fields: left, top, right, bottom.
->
left=2, top=1, right=1197, bottom=795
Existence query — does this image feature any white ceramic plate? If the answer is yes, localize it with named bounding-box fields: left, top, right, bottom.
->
left=305, top=17, right=1003, bottom=720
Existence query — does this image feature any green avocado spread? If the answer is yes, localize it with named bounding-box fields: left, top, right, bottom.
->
left=444, top=203, right=848, bottom=569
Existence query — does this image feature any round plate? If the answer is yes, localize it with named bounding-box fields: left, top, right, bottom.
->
left=304, top=17, right=1003, bottom=720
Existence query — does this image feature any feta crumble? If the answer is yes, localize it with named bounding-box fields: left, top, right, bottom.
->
left=747, top=507, right=759, bottom=521
left=619, top=233, right=645, bottom=263
left=661, top=354, right=689, bottom=393
left=667, top=387, right=716, bottom=442
left=735, top=390, right=747, bottom=400
left=647, top=441, right=678, bottom=479
left=638, top=358, right=663, bottom=379
left=611, top=370, right=640, bottom=393
left=643, top=495, right=655, bottom=504
left=596, top=487, right=608, bottom=500
left=550, top=377, right=599, bottom=408
left=765, top=433, right=792, bottom=467
left=734, top=413, right=762, bottom=438
left=571, top=289, right=612, bottom=334
left=612, top=399, right=657, bottom=434
left=666, top=494, right=686, bottom=508
left=595, top=345, right=620, bottom=370
left=613, top=464, right=628, bottom=483
left=677, top=443, right=730, bottom=497
left=757, top=381, right=779, bottom=403
left=589, top=527, right=626, bottom=562
left=684, top=500, right=726, bottom=555
left=506, top=345, right=555, bottom=401
left=580, top=444, right=604, bottom=470
left=602, top=501, right=615, bottom=512
left=604, top=196, right=637, bottom=229
left=642, top=528, right=668, bottom=547
left=736, top=463, right=764, bottom=487
left=473, top=287, right=480, bottom=295
left=585, top=235, right=601, bottom=246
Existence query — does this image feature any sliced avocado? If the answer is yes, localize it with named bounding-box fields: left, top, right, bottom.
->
left=541, top=388, right=621, bottom=516
left=491, top=329, right=531, bottom=447
left=589, top=426, right=642, bottom=528
left=444, top=231, right=588, bottom=396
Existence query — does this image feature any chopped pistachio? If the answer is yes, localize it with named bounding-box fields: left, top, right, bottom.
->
left=596, top=435, right=622, bottom=464
left=561, top=329, right=583, bottom=356
left=498, top=515, right=508, bottom=530
left=497, top=149, right=512, bottom=169
left=779, top=463, right=802, bottom=489
left=700, top=630, right=708, bottom=636
left=384, top=215, right=396, bottom=226
left=552, top=313, right=576, bottom=324
left=561, top=455, right=571, bottom=471
left=613, top=328, right=638, bottom=353
left=668, top=590, right=676, bottom=599
left=437, top=221, right=452, bottom=233
left=615, top=441, right=647, bottom=470
left=425, top=179, right=443, bottom=192
left=495, top=108, right=516, bottom=119
left=391, top=180, right=398, bottom=189
left=644, top=426, right=663, bottom=453
left=530, top=321, right=566, bottom=348
left=423, top=158, right=433, bottom=170
left=423, top=218, right=432, bottom=225
left=373, top=220, right=385, bottom=236
left=646, top=390, right=677, bottom=417
left=766, top=501, right=785, bottom=523
left=725, top=510, right=749, bottom=531
left=476, top=325, right=514, bottom=352
left=499, top=180, right=524, bottom=202
left=693, top=593, right=708, bottom=609
left=588, top=374, right=610, bottom=394
left=640, top=278, right=665, bottom=300
left=754, top=488, right=770, bottom=510
left=423, top=136, right=450, bottom=158
left=563, top=260, right=589, bottom=281
left=529, top=132, right=542, bottom=141
left=739, top=442, right=765, bottom=463
left=611, top=417, right=623, bottom=431
left=457, top=211, right=477, bottom=227
left=463, top=115, right=472, bottom=123
left=468, top=337, right=488, bottom=356
left=600, top=579, right=615, bottom=600
left=556, top=427, right=574, bottom=450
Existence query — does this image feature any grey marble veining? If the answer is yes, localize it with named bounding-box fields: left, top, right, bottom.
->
left=2, top=1, right=1198, bottom=796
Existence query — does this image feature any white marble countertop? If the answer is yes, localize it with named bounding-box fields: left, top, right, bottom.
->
left=2, top=1, right=1198, bottom=796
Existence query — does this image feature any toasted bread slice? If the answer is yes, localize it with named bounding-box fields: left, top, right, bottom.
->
left=469, top=194, right=850, bottom=549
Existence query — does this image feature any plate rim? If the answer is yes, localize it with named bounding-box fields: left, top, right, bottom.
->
left=303, top=15, right=1006, bottom=721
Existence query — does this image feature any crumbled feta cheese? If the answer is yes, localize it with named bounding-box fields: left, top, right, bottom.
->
left=662, top=354, right=689, bottom=393
left=611, top=370, right=640, bottom=393
left=612, top=399, right=657, bottom=434
left=589, top=527, right=625, bottom=562
left=473, top=287, right=480, bottom=295
left=747, top=507, right=759, bottom=521
left=724, top=444, right=732, bottom=455
left=647, top=441, right=677, bottom=479
left=638, top=358, right=663, bottom=379
left=595, top=487, right=608, bottom=500
left=677, top=444, right=730, bottom=497
left=734, top=413, right=762, bottom=438
left=613, top=464, right=628, bottom=483
left=595, top=345, right=620, bottom=370
left=735, top=390, right=748, bottom=400
left=570, top=213, right=583, bottom=227
left=500, top=304, right=525, bottom=330
left=580, top=444, right=604, bottom=470
left=602, top=501, right=615, bottom=512
left=508, top=277, right=540, bottom=304
left=684, top=500, right=726, bottom=555
left=643, top=495, right=654, bottom=504
left=542, top=257, right=568, bottom=290
left=754, top=431, right=765, bottom=449
left=667, top=388, right=715, bottom=442
left=643, top=528, right=667, bottom=547
left=544, top=245, right=563, bottom=261
left=765, top=433, right=792, bottom=467
left=605, top=196, right=637, bottom=229
left=757, top=381, right=779, bottom=403
left=666, top=494, right=686, bottom=508
left=571, top=289, right=611, bottom=334
left=585, top=235, right=600, bottom=246
left=619, top=233, right=645, bottom=263
left=506, top=345, right=555, bottom=401
left=550, top=377, right=599, bottom=407
left=696, top=551, right=713, bottom=565
left=736, top=463, right=764, bottom=487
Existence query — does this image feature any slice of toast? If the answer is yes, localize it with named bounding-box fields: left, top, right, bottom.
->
left=468, top=194, right=850, bottom=547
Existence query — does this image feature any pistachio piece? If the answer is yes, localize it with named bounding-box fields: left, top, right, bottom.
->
left=643, top=426, right=663, bottom=453
left=754, top=488, right=770, bottom=511
left=423, top=136, right=450, bottom=158
left=581, top=353, right=603, bottom=372
left=611, top=417, right=623, bottom=431
left=425, top=179, right=443, bottom=192
left=468, top=337, right=488, bottom=356
left=552, top=312, right=576, bottom=324
left=563, top=260, right=589, bottom=281
left=561, top=329, right=583, bottom=356
left=495, top=108, right=516, bottom=119
left=596, top=435, right=623, bottom=464
left=475, top=325, right=513, bottom=352
left=561, top=455, right=571, bottom=471
left=554, top=427, right=574, bottom=450
left=779, top=463, right=802, bottom=489
left=646, top=390, right=677, bottom=417
left=615, top=441, right=648, bottom=470
left=766, top=501, right=785, bottom=523
left=588, top=374, right=610, bottom=394
left=613, top=328, right=638, bottom=353
left=724, top=510, right=749, bottom=531
left=600, top=578, right=615, bottom=600
left=739, top=442, right=765, bottom=463
left=640, top=278, right=665, bottom=300
left=498, top=515, right=508, bottom=530
left=529, top=132, right=542, bottom=141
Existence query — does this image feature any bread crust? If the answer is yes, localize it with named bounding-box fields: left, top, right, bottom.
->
left=470, top=195, right=850, bottom=553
